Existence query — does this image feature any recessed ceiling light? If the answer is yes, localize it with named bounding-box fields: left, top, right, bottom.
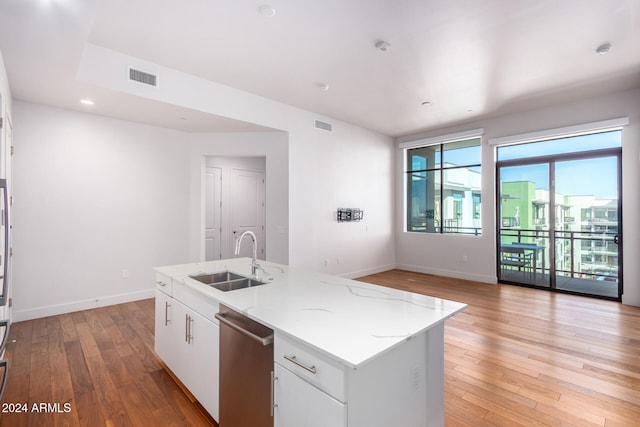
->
left=317, top=82, right=330, bottom=91
left=595, top=42, right=611, bottom=55
left=259, top=5, right=276, bottom=17
left=80, top=99, right=94, bottom=106
left=375, top=40, right=391, bottom=52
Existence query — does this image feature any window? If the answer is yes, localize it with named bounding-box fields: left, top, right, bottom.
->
left=405, top=137, right=481, bottom=235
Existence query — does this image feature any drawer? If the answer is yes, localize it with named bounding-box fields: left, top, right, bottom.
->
left=172, top=281, right=220, bottom=323
left=155, top=273, right=172, bottom=295
left=275, top=332, right=346, bottom=402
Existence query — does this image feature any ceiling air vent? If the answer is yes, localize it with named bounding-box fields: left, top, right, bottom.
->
left=128, top=67, right=158, bottom=87
left=314, top=119, right=333, bottom=132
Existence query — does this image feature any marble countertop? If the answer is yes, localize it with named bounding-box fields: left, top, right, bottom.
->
left=155, top=258, right=466, bottom=368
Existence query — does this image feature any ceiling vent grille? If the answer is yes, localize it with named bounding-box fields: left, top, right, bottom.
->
left=314, top=119, right=333, bottom=132
left=128, top=67, right=158, bottom=87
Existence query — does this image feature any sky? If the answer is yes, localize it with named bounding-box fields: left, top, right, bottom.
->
left=500, top=157, right=618, bottom=199
left=498, top=131, right=620, bottom=199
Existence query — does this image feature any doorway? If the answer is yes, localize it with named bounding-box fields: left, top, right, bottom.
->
left=203, top=157, right=266, bottom=261
left=496, top=131, right=622, bottom=300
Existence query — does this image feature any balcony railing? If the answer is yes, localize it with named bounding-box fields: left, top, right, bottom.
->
left=499, top=228, right=618, bottom=282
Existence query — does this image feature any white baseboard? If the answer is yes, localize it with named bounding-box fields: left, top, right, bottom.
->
left=342, top=263, right=397, bottom=279
left=12, top=289, right=156, bottom=322
left=395, top=263, right=497, bottom=284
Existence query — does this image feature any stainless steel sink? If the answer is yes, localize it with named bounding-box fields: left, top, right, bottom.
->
left=210, top=277, right=266, bottom=292
left=189, top=271, right=245, bottom=285
left=189, top=271, right=266, bottom=292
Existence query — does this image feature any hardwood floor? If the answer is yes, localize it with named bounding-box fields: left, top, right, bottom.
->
left=1, top=270, right=639, bottom=426
left=358, top=270, right=640, bottom=427
left=0, top=300, right=216, bottom=427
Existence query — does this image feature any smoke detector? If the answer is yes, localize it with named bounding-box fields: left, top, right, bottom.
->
left=375, top=40, right=391, bottom=52
left=595, top=42, right=611, bottom=55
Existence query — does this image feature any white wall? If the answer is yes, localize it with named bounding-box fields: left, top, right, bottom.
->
left=11, top=102, right=396, bottom=320
left=78, top=44, right=396, bottom=277
left=0, top=50, right=11, bottom=119
left=287, top=123, right=396, bottom=277
left=395, top=88, right=640, bottom=307
left=12, top=102, right=192, bottom=320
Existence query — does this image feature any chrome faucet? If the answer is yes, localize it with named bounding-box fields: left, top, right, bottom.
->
left=234, top=231, right=261, bottom=277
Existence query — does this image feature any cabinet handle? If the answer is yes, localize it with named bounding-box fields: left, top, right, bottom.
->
left=283, top=355, right=317, bottom=374
left=156, top=281, right=167, bottom=287
left=164, top=302, right=170, bottom=326
left=0, top=360, right=7, bottom=402
left=270, top=370, right=278, bottom=417
left=185, top=314, right=191, bottom=343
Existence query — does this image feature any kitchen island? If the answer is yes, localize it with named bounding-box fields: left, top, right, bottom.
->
left=154, top=258, right=466, bottom=427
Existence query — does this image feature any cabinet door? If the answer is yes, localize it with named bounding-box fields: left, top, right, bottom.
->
left=154, top=290, right=177, bottom=370
left=184, top=307, right=219, bottom=421
left=274, top=363, right=346, bottom=427
left=154, top=294, right=197, bottom=400
left=154, top=292, right=220, bottom=422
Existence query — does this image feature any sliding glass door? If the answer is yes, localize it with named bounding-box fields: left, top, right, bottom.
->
left=496, top=131, right=622, bottom=300
left=498, top=163, right=550, bottom=287
left=553, top=157, right=620, bottom=298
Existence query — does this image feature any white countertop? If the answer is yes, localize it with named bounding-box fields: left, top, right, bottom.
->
left=155, top=258, right=466, bottom=369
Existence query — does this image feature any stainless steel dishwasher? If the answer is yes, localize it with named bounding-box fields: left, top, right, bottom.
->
left=215, top=304, right=274, bottom=427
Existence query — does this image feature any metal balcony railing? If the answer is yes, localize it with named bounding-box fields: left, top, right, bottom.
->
left=499, top=228, right=618, bottom=282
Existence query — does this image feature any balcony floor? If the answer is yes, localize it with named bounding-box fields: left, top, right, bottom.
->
left=499, top=269, right=619, bottom=298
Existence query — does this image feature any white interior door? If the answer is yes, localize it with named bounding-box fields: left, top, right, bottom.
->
left=204, top=167, right=222, bottom=260
left=231, top=169, right=265, bottom=260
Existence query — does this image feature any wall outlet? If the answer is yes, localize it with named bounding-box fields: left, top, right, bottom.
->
left=122, top=269, right=129, bottom=278
left=462, top=255, right=468, bottom=262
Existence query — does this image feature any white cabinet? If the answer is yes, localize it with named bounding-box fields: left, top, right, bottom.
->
left=154, top=290, right=177, bottom=369
left=274, top=363, right=346, bottom=427
left=274, top=333, right=346, bottom=427
left=179, top=302, right=219, bottom=420
left=273, top=329, right=440, bottom=427
left=154, top=274, right=220, bottom=421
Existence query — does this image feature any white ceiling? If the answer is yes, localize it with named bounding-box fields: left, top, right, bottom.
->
left=1, top=0, right=639, bottom=137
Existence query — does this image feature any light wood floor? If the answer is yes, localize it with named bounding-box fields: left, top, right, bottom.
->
left=1, top=270, right=639, bottom=426
left=359, top=270, right=640, bottom=427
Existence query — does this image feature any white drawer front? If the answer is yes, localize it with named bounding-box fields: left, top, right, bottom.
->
left=275, top=333, right=345, bottom=402
left=172, top=281, right=220, bottom=323
left=155, top=273, right=172, bottom=295
left=274, top=363, right=346, bottom=427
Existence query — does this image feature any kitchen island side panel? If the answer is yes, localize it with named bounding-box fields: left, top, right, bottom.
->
left=346, top=326, right=445, bottom=427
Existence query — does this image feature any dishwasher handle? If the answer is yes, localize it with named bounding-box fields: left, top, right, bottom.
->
left=215, top=312, right=274, bottom=346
